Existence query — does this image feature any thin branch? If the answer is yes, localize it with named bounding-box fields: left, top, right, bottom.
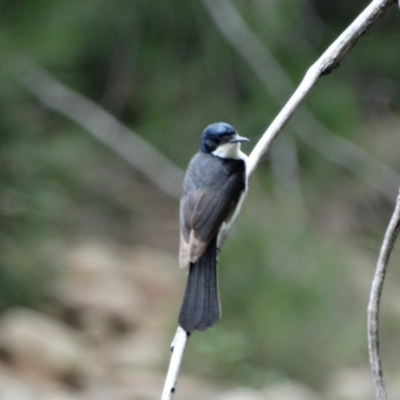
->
left=296, top=119, right=399, bottom=202
left=13, top=57, right=184, bottom=200
left=247, top=0, right=394, bottom=175
left=203, top=0, right=398, bottom=201
left=202, top=0, right=292, bottom=104
left=161, top=327, right=189, bottom=400
left=368, top=188, right=400, bottom=400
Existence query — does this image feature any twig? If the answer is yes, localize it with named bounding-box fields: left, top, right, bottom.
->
left=12, top=57, right=184, bottom=200
left=204, top=0, right=398, bottom=200
left=247, top=0, right=394, bottom=175
left=368, top=189, right=400, bottom=400
left=161, top=327, right=189, bottom=400
left=203, top=0, right=394, bottom=233
left=295, top=118, right=399, bottom=202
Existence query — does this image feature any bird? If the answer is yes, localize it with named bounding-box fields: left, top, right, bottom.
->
left=178, top=122, right=249, bottom=332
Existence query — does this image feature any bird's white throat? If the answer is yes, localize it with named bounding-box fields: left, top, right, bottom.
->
left=212, top=142, right=246, bottom=160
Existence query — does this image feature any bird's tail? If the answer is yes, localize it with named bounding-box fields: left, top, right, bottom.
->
left=178, top=237, right=220, bottom=332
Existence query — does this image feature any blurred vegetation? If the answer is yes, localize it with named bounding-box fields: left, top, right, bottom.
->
left=1, top=0, right=400, bottom=391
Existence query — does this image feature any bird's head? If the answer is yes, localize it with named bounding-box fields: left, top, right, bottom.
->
left=200, top=122, right=249, bottom=157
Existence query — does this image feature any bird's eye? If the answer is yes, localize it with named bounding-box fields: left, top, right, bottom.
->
left=213, top=137, right=222, bottom=144
left=217, top=135, right=225, bottom=142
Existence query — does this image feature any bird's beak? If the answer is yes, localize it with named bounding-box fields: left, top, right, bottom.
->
left=229, top=134, right=249, bottom=143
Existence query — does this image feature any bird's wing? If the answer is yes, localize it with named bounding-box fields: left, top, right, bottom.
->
left=179, top=175, right=242, bottom=267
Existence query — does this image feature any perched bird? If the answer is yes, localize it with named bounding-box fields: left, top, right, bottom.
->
left=179, top=122, right=249, bottom=332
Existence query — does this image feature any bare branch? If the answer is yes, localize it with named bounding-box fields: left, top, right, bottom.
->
left=13, top=57, right=184, bottom=200
left=368, top=189, right=400, bottom=400
left=161, top=327, right=189, bottom=400
left=203, top=0, right=398, bottom=201
left=247, top=0, right=394, bottom=175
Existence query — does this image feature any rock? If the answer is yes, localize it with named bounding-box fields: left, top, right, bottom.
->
left=215, top=387, right=267, bottom=400
left=59, top=241, right=182, bottom=335
left=215, top=381, right=317, bottom=400
left=122, top=245, right=183, bottom=330
left=263, top=381, right=319, bottom=400
left=0, top=366, right=39, bottom=400
left=0, top=308, right=87, bottom=385
left=112, top=369, right=167, bottom=400
left=109, top=328, right=167, bottom=369
left=325, top=368, right=374, bottom=400
left=57, top=241, right=144, bottom=338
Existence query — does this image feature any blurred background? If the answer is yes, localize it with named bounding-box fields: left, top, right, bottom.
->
left=1, top=0, right=400, bottom=399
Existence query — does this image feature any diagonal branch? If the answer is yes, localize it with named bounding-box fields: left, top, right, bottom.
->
left=203, top=0, right=398, bottom=201
left=246, top=0, right=394, bottom=175
left=13, top=57, right=184, bottom=200
left=161, top=327, right=189, bottom=400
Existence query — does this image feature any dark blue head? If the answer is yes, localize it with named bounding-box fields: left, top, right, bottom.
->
left=200, top=122, right=248, bottom=154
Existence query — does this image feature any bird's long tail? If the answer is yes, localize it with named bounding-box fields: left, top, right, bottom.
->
left=178, top=237, right=220, bottom=332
